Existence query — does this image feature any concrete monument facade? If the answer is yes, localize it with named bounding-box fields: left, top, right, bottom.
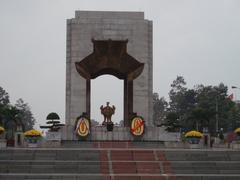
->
left=64, top=11, right=153, bottom=140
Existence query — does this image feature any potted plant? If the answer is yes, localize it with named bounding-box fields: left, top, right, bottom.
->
left=40, top=112, right=64, bottom=132
left=0, top=126, right=6, bottom=148
left=0, top=126, right=5, bottom=136
left=24, top=129, right=42, bottom=147
left=185, top=130, right=203, bottom=144
left=234, top=128, right=240, bottom=141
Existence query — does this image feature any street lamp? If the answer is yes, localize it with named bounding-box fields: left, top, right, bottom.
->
left=215, top=97, right=219, bottom=134
left=231, top=86, right=240, bottom=129
left=215, top=92, right=225, bottom=134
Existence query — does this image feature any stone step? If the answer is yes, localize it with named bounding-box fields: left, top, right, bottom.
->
left=1, top=160, right=240, bottom=175
left=61, top=141, right=165, bottom=149
left=1, top=174, right=240, bottom=180
left=0, top=150, right=100, bottom=161
left=164, top=151, right=240, bottom=161
left=1, top=147, right=240, bottom=180
left=0, top=165, right=101, bottom=174
left=0, top=174, right=103, bottom=180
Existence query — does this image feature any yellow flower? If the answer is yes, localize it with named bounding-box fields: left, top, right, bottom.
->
left=234, top=128, right=240, bottom=134
left=185, top=130, right=203, bottom=138
left=24, top=129, right=42, bottom=137
left=0, top=126, right=5, bottom=134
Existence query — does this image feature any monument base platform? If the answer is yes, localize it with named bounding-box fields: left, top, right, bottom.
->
left=61, top=125, right=179, bottom=141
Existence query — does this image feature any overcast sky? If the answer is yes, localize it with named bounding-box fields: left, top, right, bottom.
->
left=0, top=0, right=240, bottom=128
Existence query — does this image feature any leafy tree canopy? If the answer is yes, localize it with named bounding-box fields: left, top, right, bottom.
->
left=40, top=112, right=64, bottom=132
left=0, top=87, right=10, bottom=106
left=153, top=93, right=168, bottom=126
left=0, top=87, right=36, bottom=130
left=15, top=98, right=36, bottom=130
left=153, top=77, right=240, bottom=133
left=46, top=112, right=60, bottom=120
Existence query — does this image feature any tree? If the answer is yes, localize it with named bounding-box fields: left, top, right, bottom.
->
left=0, top=86, right=10, bottom=106
left=15, top=99, right=36, bottom=130
left=168, top=76, right=187, bottom=115
left=40, top=112, right=64, bottom=132
left=168, top=76, right=197, bottom=130
left=163, top=112, right=181, bottom=132
left=0, top=87, right=36, bottom=135
left=0, top=87, right=11, bottom=126
left=189, top=107, right=209, bottom=130
left=228, top=104, right=240, bottom=131
left=193, top=84, right=234, bottom=133
left=1, top=105, right=20, bottom=127
left=153, top=93, right=168, bottom=126
left=165, top=77, right=237, bottom=133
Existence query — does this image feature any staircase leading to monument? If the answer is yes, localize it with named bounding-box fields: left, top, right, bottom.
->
left=1, top=142, right=240, bottom=180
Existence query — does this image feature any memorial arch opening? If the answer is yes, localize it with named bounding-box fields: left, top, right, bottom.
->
left=91, top=75, right=124, bottom=124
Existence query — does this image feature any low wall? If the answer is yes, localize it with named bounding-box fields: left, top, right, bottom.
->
left=164, top=141, right=204, bottom=149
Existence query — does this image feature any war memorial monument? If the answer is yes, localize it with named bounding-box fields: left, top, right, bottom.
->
left=62, top=10, right=173, bottom=141
left=0, top=11, right=240, bottom=180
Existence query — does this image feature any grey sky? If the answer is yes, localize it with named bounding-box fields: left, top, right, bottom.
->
left=0, top=0, right=240, bottom=128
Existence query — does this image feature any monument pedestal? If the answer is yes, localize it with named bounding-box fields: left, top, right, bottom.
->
left=61, top=125, right=179, bottom=142
left=41, top=132, right=61, bottom=148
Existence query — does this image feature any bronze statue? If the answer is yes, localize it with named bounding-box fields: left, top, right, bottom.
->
left=100, top=102, right=115, bottom=125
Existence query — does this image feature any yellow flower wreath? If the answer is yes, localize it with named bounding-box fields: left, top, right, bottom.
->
left=0, top=126, right=5, bottom=134
left=185, top=130, right=203, bottom=138
left=24, top=129, right=42, bottom=137
left=234, top=128, right=240, bottom=134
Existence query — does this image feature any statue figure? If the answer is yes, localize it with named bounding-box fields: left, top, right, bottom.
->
left=100, top=102, right=115, bottom=125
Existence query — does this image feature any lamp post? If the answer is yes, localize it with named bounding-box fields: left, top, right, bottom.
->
left=231, top=86, right=240, bottom=129
left=215, top=97, right=219, bottom=134
left=215, top=92, right=225, bottom=135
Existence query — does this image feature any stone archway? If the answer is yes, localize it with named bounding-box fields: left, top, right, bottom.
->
left=75, top=40, right=144, bottom=126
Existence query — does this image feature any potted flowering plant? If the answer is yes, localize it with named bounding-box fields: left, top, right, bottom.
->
left=234, top=128, right=240, bottom=141
left=0, top=126, right=6, bottom=148
left=185, top=130, right=203, bottom=144
left=24, top=129, right=42, bottom=147
left=0, top=126, right=5, bottom=136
